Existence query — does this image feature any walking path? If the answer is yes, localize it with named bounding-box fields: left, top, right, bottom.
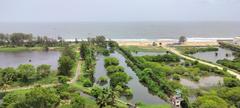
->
left=162, top=45, right=240, bottom=79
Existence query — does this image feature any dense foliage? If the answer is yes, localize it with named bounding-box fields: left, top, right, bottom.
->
left=217, top=42, right=240, bottom=72
left=1, top=87, right=60, bottom=108
left=177, top=46, right=219, bottom=54
left=104, top=57, right=119, bottom=67
left=0, top=64, right=53, bottom=87
left=58, top=45, right=76, bottom=76
left=193, top=95, right=228, bottom=108
left=104, top=57, right=132, bottom=97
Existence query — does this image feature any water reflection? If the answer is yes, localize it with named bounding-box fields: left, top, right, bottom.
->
left=191, top=48, right=234, bottom=63
left=94, top=54, right=110, bottom=87
left=0, top=51, right=60, bottom=70
left=180, top=76, right=223, bottom=89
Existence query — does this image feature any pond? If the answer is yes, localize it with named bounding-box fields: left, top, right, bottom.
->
left=191, top=47, right=234, bottom=63
left=0, top=51, right=61, bottom=70
left=131, top=52, right=166, bottom=56
left=180, top=76, right=223, bottom=89
left=94, top=52, right=166, bottom=104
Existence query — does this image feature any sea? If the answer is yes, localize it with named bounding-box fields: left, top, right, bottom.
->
left=0, top=22, right=239, bottom=40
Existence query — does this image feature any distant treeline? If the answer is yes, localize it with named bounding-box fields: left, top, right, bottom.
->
left=0, top=33, right=63, bottom=47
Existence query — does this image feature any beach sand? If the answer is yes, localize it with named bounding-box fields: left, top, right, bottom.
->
left=116, top=39, right=222, bottom=47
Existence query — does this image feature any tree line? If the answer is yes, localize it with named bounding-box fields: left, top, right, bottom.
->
left=0, top=33, right=63, bottom=47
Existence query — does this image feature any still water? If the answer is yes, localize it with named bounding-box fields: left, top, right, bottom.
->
left=94, top=52, right=166, bottom=104
left=180, top=76, right=223, bottom=89
left=191, top=48, right=234, bottom=63
left=0, top=51, right=61, bottom=70
left=94, top=54, right=110, bottom=87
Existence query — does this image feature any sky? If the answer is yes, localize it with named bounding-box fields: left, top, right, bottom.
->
left=0, top=0, right=240, bottom=22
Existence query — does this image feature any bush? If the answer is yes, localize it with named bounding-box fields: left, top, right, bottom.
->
left=173, top=74, right=180, bottom=80
left=193, top=95, right=228, bottom=108
left=83, top=79, right=93, bottom=87
left=98, top=76, right=108, bottom=84
left=124, top=88, right=133, bottom=96
left=104, top=57, right=119, bottom=67
left=102, top=49, right=110, bottom=56
left=106, top=65, right=124, bottom=74
left=223, top=77, right=240, bottom=87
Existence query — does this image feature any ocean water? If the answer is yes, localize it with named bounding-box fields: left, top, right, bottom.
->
left=0, top=22, right=239, bottom=39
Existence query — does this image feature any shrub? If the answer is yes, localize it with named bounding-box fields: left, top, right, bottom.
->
left=102, top=49, right=110, bottom=56
left=173, top=74, right=180, bottom=80
left=106, top=65, right=124, bottom=74
left=98, top=76, right=108, bottom=84
left=104, top=57, right=119, bottom=67
left=223, top=77, right=240, bottom=87
left=83, top=79, right=93, bottom=87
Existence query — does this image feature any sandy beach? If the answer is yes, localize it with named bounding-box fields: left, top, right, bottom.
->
left=114, top=38, right=233, bottom=47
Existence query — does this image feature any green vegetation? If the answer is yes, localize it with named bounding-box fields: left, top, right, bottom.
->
left=217, top=42, right=240, bottom=72
left=219, top=41, right=240, bottom=52
left=98, top=76, right=108, bottom=84
left=118, top=45, right=190, bottom=106
left=121, top=45, right=166, bottom=52
left=217, top=59, right=240, bottom=72
left=0, top=64, right=56, bottom=88
left=141, top=54, right=180, bottom=62
left=176, top=46, right=218, bottom=54
left=0, top=33, right=64, bottom=47
left=104, top=57, right=119, bottom=67
left=104, top=57, right=132, bottom=96
left=1, top=36, right=240, bottom=108
left=106, top=65, right=124, bottom=74
left=193, top=95, right=228, bottom=108
left=117, top=43, right=240, bottom=108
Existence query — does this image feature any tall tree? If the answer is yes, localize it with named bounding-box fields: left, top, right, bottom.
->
left=14, top=87, right=60, bottom=108
left=179, top=36, right=187, bottom=44
left=17, top=64, right=36, bottom=82
left=58, top=56, right=74, bottom=76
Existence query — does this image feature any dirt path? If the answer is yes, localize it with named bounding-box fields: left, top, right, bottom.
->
left=69, top=61, right=82, bottom=83
left=162, top=45, right=240, bottom=80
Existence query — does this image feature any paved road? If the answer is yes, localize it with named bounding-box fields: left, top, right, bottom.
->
left=162, top=45, right=240, bottom=80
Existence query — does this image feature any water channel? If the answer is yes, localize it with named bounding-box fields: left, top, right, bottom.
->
left=94, top=52, right=166, bottom=104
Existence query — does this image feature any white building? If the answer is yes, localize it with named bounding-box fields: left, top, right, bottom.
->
left=233, top=37, right=240, bottom=46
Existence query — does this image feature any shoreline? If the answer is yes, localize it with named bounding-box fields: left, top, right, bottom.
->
left=64, top=37, right=234, bottom=46
left=65, top=37, right=233, bottom=42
